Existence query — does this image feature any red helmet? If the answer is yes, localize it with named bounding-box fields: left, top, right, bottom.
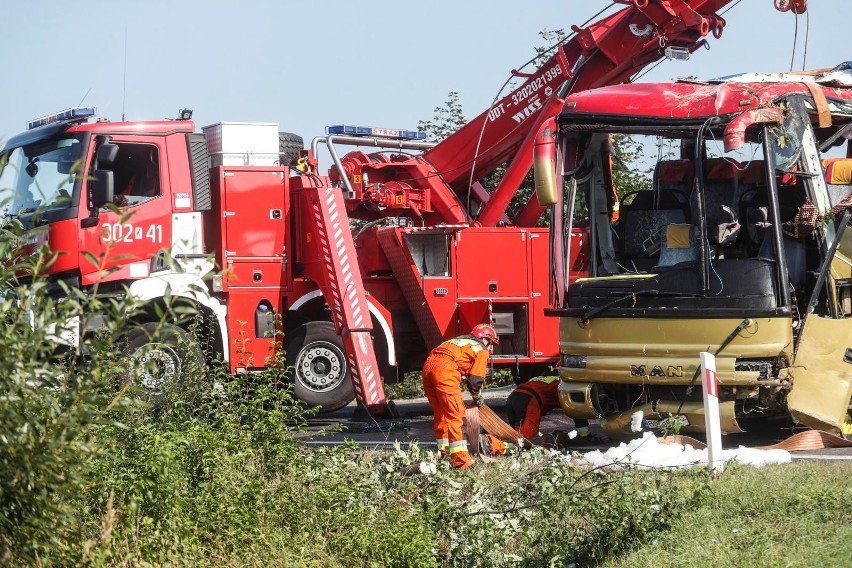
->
left=471, top=323, right=499, bottom=345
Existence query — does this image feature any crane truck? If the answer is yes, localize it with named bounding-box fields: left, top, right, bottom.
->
left=535, top=1, right=852, bottom=438
left=1, top=0, right=768, bottom=415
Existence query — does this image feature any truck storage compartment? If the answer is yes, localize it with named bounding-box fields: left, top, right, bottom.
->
left=203, top=122, right=280, bottom=167
left=225, top=260, right=287, bottom=288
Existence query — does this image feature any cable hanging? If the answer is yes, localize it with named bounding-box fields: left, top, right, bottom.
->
left=802, top=8, right=810, bottom=70
left=789, top=11, right=798, bottom=72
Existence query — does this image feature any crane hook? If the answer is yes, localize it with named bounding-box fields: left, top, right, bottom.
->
left=774, top=0, right=807, bottom=14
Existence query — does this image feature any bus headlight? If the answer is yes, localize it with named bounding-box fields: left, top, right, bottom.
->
left=562, top=354, right=587, bottom=369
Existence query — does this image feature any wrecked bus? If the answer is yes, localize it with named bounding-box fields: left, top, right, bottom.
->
left=534, top=67, right=852, bottom=438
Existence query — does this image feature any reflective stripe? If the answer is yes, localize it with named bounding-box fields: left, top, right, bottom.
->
left=436, top=438, right=449, bottom=450
left=444, top=337, right=483, bottom=352
left=529, top=376, right=559, bottom=384
left=448, top=440, right=468, bottom=453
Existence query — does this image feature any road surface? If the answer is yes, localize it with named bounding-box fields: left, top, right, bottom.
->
left=294, top=386, right=852, bottom=461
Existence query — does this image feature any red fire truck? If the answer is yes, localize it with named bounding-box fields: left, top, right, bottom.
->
left=1, top=1, right=750, bottom=414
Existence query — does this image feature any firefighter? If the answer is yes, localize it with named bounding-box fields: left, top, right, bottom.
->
left=422, top=323, right=499, bottom=469
left=480, top=376, right=570, bottom=456
left=505, top=376, right=601, bottom=446
left=505, top=375, right=561, bottom=440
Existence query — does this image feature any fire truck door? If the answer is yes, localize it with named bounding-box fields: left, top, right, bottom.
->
left=221, top=169, right=288, bottom=289
left=79, top=140, right=172, bottom=282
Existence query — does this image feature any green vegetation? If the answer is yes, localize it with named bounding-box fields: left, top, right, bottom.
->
left=604, top=461, right=852, bottom=568
left=3, top=221, right=699, bottom=566
left=1, top=222, right=848, bottom=567
left=419, top=91, right=466, bottom=144
left=386, top=368, right=516, bottom=401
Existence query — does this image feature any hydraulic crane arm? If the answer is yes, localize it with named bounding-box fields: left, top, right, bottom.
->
left=426, top=0, right=802, bottom=227
left=307, top=0, right=805, bottom=416
left=333, top=1, right=803, bottom=228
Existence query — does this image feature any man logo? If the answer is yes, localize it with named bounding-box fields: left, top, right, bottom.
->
left=667, top=366, right=684, bottom=377
left=629, top=364, right=684, bottom=377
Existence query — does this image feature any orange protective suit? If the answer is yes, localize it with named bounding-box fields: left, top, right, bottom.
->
left=506, top=376, right=560, bottom=440
left=422, top=335, right=490, bottom=469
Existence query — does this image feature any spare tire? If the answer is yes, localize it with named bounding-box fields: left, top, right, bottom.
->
left=279, top=132, right=304, bottom=167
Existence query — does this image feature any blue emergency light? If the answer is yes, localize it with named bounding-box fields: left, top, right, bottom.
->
left=327, top=125, right=426, bottom=141
left=27, top=107, right=96, bottom=130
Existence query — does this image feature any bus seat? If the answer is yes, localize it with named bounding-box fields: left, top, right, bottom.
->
left=618, top=159, right=693, bottom=268
left=655, top=223, right=698, bottom=269
left=823, top=158, right=852, bottom=206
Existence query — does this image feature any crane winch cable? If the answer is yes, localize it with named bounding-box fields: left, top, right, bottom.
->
left=790, top=10, right=799, bottom=71
left=802, top=8, right=810, bottom=70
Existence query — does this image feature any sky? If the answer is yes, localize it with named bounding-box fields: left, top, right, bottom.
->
left=1, top=0, right=850, bottom=150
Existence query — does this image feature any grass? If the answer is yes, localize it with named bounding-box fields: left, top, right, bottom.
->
left=602, top=460, right=852, bottom=568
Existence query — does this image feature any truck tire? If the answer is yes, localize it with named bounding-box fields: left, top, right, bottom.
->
left=121, top=322, right=205, bottom=402
left=279, top=132, right=304, bottom=167
left=286, top=321, right=354, bottom=413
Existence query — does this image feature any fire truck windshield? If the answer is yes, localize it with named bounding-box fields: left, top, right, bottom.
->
left=0, top=134, right=85, bottom=219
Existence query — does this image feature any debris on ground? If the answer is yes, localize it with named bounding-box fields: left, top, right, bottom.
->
left=570, top=432, right=792, bottom=469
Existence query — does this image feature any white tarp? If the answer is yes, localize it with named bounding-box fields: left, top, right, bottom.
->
left=570, top=431, right=791, bottom=469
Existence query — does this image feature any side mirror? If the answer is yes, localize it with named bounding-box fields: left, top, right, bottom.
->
left=95, top=142, right=119, bottom=168
left=89, top=169, right=114, bottom=209
left=57, top=160, right=76, bottom=175
left=533, top=118, right=558, bottom=206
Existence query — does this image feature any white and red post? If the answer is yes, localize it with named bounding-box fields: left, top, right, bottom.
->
left=700, top=352, right=724, bottom=473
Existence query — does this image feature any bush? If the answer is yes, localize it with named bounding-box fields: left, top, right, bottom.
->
left=0, top=225, right=127, bottom=564
left=0, top=225, right=712, bottom=567
left=79, top=367, right=309, bottom=565
left=417, top=447, right=709, bottom=567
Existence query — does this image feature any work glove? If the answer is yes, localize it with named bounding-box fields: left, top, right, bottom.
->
left=471, top=391, right=484, bottom=407
left=467, top=374, right=485, bottom=394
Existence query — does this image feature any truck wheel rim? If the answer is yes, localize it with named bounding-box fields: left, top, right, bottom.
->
left=131, top=344, right=181, bottom=394
left=296, top=340, right=346, bottom=393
